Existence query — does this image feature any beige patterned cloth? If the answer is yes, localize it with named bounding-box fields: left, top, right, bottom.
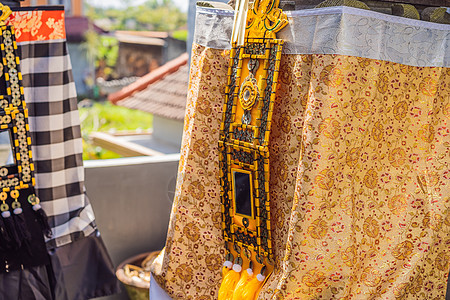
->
left=151, top=7, right=450, bottom=300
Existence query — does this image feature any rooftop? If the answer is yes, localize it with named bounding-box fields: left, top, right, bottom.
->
left=109, top=53, right=189, bottom=121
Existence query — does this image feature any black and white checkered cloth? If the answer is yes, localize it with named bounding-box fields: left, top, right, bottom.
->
left=18, top=39, right=97, bottom=249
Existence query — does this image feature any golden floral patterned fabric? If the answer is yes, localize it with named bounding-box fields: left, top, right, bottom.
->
left=152, top=44, right=450, bottom=299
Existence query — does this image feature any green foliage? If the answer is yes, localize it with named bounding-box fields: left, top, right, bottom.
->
left=98, top=36, right=119, bottom=67
left=85, top=3, right=103, bottom=21
left=82, top=30, right=100, bottom=65
left=80, top=102, right=153, bottom=160
left=82, top=30, right=119, bottom=79
left=172, top=30, right=188, bottom=41
left=85, top=0, right=187, bottom=32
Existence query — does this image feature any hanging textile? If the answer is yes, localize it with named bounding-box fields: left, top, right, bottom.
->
left=151, top=5, right=450, bottom=300
left=7, top=6, right=96, bottom=250
left=0, top=5, right=119, bottom=299
left=0, top=2, right=50, bottom=275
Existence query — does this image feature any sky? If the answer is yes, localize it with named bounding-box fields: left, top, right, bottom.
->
left=85, top=0, right=189, bottom=12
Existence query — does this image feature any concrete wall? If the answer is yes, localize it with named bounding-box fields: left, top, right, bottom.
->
left=165, top=37, right=187, bottom=63
left=153, top=115, right=184, bottom=148
left=85, top=155, right=179, bottom=300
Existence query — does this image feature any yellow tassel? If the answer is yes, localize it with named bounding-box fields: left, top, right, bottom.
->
left=222, top=266, right=231, bottom=277
left=241, top=273, right=265, bottom=300
left=218, top=265, right=241, bottom=300
left=231, top=268, right=253, bottom=300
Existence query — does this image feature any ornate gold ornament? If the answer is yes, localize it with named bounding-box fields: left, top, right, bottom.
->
left=0, top=3, right=11, bottom=26
left=238, top=74, right=259, bottom=111
left=218, top=0, right=288, bottom=298
left=246, top=0, right=288, bottom=39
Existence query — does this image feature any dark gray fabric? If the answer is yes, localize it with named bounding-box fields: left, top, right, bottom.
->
left=0, top=232, right=120, bottom=300
left=49, top=232, right=121, bottom=300
left=0, top=265, right=53, bottom=300
left=0, top=191, right=50, bottom=273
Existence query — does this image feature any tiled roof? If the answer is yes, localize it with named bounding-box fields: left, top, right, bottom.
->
left=109, top=53, right=189, bottom=121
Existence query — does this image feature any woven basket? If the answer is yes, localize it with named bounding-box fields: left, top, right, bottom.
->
left=116, top=251, right=161, bottom=300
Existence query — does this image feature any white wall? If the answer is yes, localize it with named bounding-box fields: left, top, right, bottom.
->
left=153, top=115, right=184, bottom=148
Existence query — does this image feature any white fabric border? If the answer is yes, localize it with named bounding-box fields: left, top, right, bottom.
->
left=287, top=6, right=450, bottom=30
left=194, top=6, right=450, bottom=67
left=150, top=274, right=172, bottom=300
left=17, top=39, right=67, bottom=46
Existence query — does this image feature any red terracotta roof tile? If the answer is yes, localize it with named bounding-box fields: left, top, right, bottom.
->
left=108, top=53, right=188, bottom=104
left=110, top=53, right=189, bottom=121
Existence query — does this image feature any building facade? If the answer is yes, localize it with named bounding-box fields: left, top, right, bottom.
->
left=22, top=0, right=83, bottom=16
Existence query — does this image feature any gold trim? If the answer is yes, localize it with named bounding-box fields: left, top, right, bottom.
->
left=246, top=0, right=288, bottom=39
left=0, top=4, right=11, bottom=26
